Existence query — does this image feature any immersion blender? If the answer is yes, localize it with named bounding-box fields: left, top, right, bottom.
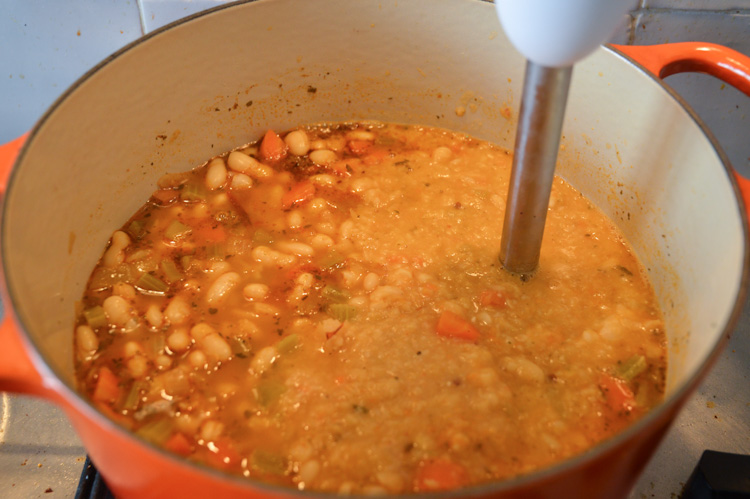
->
left=495, top=1, right=630, bottom=275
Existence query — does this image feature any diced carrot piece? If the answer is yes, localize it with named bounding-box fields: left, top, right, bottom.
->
left=151, top=189, right=179, bottom=205
left=347, top=139, right=372, bottom=156
left=92, top=366, right=121, bottom=404
left=165, top=432, right=194, bottom=457
left=435, top=311, right=480, bottom=341
left=281, top=180, right=315, bottom=210
left=259, top=130, right=288, bottom=163
left=478, top=289, right=507, bottom=308
left=362, top=147, right=388, bottom=165
left=194, top=223, right=227, bottom=243
left=599, top=373, right=636, bottom=413
left=414, top=459, right=468, bottom=492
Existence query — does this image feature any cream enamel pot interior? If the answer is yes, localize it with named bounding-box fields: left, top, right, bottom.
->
left=2, top=1, right=750, bottom=498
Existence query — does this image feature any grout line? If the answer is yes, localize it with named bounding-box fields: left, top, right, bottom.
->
left=627, top=13, right=637, bottom=45
left=135, top=0, right=148, bottom=35
left=633, top=7, right=750, bottom=15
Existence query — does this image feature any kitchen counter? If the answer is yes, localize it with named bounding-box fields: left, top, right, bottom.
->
left=1, top=1, right=748, bottom=497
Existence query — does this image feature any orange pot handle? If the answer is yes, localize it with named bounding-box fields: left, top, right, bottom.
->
left=0, top=133, right=26, bottom=195
left=0, top=133, right=57, bottom=399
left=613, top=42, right=750, bottom=215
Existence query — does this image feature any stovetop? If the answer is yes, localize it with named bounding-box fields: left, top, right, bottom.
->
left=1, top=1, right=749, bottom=498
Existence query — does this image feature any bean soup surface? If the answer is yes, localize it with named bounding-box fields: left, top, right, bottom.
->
left=74, top=122, right=667, bottom=494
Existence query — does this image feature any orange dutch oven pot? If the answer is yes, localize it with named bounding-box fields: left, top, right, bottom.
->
left=1, top=1, right=750, bottom=497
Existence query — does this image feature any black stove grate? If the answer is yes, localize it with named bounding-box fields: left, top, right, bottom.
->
left=75, top=456, right=115, bottom=499
left=74, top=450, right=750, bottom=498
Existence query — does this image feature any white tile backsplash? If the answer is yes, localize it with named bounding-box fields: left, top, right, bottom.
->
left=139, top=0, right=232, bottom=32
left=631, top=10, right=750, bottom=175
left=644, top=0, right=750, bottom=10
left=0, top=1, right=143, bottom=144
left=2, top=0, right=749, bottom=175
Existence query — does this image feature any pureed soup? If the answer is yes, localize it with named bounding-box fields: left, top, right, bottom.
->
left=74, top=122, right=667, bottom=494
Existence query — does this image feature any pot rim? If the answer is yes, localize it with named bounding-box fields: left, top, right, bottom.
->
left=2, top=0, right=748, bottom=496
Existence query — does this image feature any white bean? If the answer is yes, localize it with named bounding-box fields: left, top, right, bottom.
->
left=502, top=356, right=546, bottom=383
left=346, top=130, right=375, bottom=141
left=339, top=220, right=355, bottom=240
left=127, top=355, right=148, bottom=378
left=201, top=333, right=232, bottom=362
left=309, top=149, right=337, bottom=166
left=276, top=241, right=315, bottom=257
left=230, top=173, right=253, bottom=190
left=164, top=295, right=191, bottom=325
left=155, top=354, right=172, bottom=369
left=76, top=325, right=99, bottom=358
left=250, top=346, right=278, bottom=374
left=206, top=272, right=240, bottom=305
left=188, top=349, right=207, bottom=369
left=432, top=146, right=452, bottom=162
left=112, top=282, right=136, bottom=300
left=243, top=283, right=269, bottom=301
left=205, top=158, right=228, bottom=190
left=310, top=174, right=336, bottom=187
left=286, top=210, right=303, bottom=230
left=363, top=272, right=380, bottom=291
left=298, top=459, right=321, bottom=484
left=103, top=231, right=130, bottom=267
left=102, top=295, right=132, bottom=328
left=227, top=151, right=253, bottom=172
left=307, top=198, right=328, bottom=212
left=284, top=130, right=311, bottom=156
left=228, top=151, right=273, bottom=178
left=145, top=304, right=163, bottom=328
left=251, top=245, right=297, bottom=268
left=190, top=323, right=215, bottom=340
left=167, top=327, right=192, bottom=352
left=310, top=233, right=334, bottom=250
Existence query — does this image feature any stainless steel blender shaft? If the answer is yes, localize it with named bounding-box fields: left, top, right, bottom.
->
left=500, top=61, right=573, bottom=275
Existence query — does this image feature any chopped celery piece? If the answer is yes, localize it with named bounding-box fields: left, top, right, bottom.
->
left=180, top=182, right=207, bottom=202
left=89, top=263, right=135, bottom=291
left=130, top=250, right=159, bottom=274
left=135, top=272, right=169, bottom=295
left=252, top=229, right=274, bottom=245
left=321, top=285, right=349, bottom=303
left=127, top=220, right=147, bottom=240
left=180, top=255, right=193, bottom=271
left=251, top=450, right=287, bottom=475
left=257, top=380, right=286, bottom=406
left=136, top=417, right=173, bottom=445
left=122, top=380, right=148, bottom=411
left=617, top=355, right=648, bottom=381
left=160, top=260, right=182, bottom=283
left=327, top=303, right=357, bottom=322
left=206, top=243, right=226, bottom=261
left=165, top=220, right=191, bottom=241
left=276, top=334, right=300, bottom=354
left=318, top=250, right=345, bottom=269
left=83, top=306, right=107, bottom=329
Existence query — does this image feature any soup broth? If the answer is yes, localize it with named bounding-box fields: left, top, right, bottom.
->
left=74, top=122, right=666, bottom=494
